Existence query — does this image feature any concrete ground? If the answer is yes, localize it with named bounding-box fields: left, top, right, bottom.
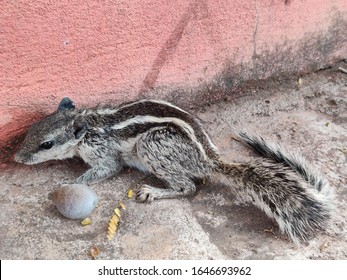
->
left=0, top=63, right=346, bottom=260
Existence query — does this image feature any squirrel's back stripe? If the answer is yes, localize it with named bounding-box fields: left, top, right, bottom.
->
left=83, top=100, right=218, bottom=158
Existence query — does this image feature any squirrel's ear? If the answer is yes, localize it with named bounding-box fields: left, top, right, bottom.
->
left=72, top=117, right=88, bottom=139
left=57, top=97, right=75, bottom=111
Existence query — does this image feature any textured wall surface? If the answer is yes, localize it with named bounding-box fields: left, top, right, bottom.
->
left=0, top=0, right=346, bottom=156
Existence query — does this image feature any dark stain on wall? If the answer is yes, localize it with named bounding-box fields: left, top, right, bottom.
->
left=139, top=0, right=201, bottom=93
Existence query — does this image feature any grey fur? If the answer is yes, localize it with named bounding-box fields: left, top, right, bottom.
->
left=14, top=98, right=334, bottom=244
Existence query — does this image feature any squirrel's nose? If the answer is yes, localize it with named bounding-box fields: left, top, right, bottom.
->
left=14, top=153, right=23, bottom=163
left=14, top=152, right=31, bottom=164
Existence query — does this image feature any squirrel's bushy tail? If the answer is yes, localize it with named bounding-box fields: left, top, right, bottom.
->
left=237, top=132, right=333, bottom=198
left=212, top=132, right=334, bottom=244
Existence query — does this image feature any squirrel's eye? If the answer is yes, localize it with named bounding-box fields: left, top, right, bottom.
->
left=40, top=141, right=54, bottom=150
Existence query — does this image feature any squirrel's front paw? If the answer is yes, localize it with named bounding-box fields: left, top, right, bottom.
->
left=136, top=185, right=160, bottom=203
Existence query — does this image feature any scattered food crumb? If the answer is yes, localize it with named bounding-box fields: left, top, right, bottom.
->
left=127, top=189, right=133, bottom=199
left=90, top=246, right=100, bottom=259
left=81, top=217, right=92, bottom=226
left=319, top=241, right=329, bottom=252
left=338, top=67, right=347, bottom=74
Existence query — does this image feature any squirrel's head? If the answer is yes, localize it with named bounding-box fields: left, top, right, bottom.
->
left=14, top=97, right=88, bottom=165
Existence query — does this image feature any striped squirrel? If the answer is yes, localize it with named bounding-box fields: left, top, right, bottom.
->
left=15, top=97, right=334, bottom=244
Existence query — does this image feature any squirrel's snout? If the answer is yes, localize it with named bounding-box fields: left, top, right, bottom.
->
left=14, top=153, right=24, bottom=163
left=14, top=152, right=33, bottom=165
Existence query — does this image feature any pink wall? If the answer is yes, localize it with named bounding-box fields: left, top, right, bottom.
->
left=0, top=0, right=346, bottom=160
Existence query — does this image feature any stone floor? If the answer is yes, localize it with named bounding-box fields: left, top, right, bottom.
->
left=0, top=63, right=346, bottom=259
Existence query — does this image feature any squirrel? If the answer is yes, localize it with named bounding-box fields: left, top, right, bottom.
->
left=14, top=97, right=334, bottom=244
